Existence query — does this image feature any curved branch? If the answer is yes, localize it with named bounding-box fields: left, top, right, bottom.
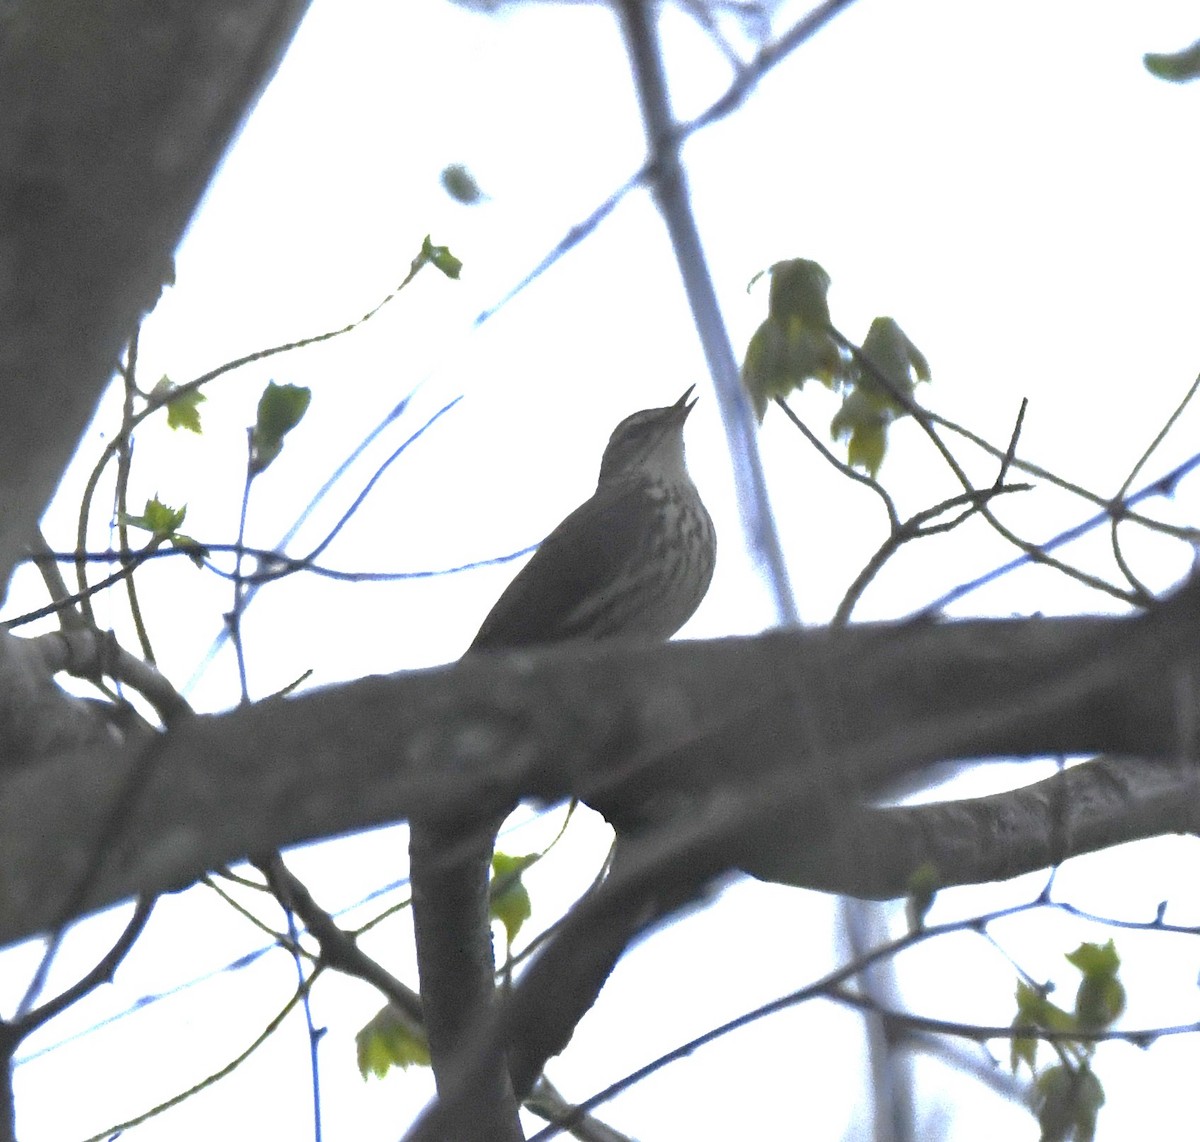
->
left=754, top=754, right=1200, bottom=898
left=11, top=896, right=155, bottom=1033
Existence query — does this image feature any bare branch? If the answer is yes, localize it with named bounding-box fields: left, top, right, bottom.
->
left=765, top=754, right=1200, bottom=898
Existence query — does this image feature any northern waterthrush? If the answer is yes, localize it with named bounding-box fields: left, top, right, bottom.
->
left=471, top=385, right=716, bottom=650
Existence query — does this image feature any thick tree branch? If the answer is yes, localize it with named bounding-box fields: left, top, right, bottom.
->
left=763, top=753, right=1200, bottom=898
left=2, top=582, right=1199, bottom=949
left=409, top=812, right=523, bottom=1141
left=0, top=0, right=310, bottom=595
left=0, top=629, right=125, bottom=767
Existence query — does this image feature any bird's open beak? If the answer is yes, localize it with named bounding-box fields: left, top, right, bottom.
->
left=674, top=385, right=698, bottom=416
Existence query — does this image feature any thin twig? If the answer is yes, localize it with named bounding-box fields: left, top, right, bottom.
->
left=995, top=397, right=1028, bottom=486
left=833, top=483, right=1030, bottom=625
left=71, top=262, right=440, bottom=637
left=832, top=326, right=1140, bottom=606
left=116, top=329, right=156, bottom=663
left=10, top=897, right=155, bottom=1033
left=80, top=973, right=321, bottom=1142
left=1109, top=370, right=1200, bottom=602
left=929, top=408, right=1200, bottom=543
left=774, top=395, right=902, bottom=531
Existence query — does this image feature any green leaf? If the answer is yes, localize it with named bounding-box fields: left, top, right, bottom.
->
left=1144, top=38, right=1200, bottom=83
left=1016, top=979, right=1077, bottom=1034
left=170, top=533, right=208, bottom=568
left=856, top=316, right=931, bottom=411
left=831, top=389, right=890, bottom=477
left=1068, top=941, right=1125, bottom=1029
left=167, top=389, right=206, bottom=433
left=120, top=496, right=186, bottom=539
left=441, top=163, right=486, bottom=204
left=1075, top=974, right=1126, bottom=1030
left=1013, top=981, right=1045, bottom=1073
left=828, top=317, right=931, bottom=475
left=766, top=258, right=833, bottom=327
left=489, top=851, right=536, bottom=949
left=355, top=1004, right=430, bottom=1079
left=1032, top=1064, right=1104, bottom=1142
left=1011, top=1028, right=1038, bottom=1075
left=250, top=382, right=311, bottom=475
left=149, top=376, right=207, bottom=434
left=1065, top=940, right=1119, bottom=978
left=411, top=234, right=462, bottom=280
left=1012, top=978, right=1078, bottom=1073
left=742, top=259, right=846, bottom=420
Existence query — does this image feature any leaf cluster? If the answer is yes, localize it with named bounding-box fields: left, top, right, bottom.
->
left=742, top=258, right=930, bottom=475
left=1012, top=940, right=1126, bottom=1142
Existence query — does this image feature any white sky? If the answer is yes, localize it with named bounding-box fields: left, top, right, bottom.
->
left=5, top=0, right=1200, bottom=1139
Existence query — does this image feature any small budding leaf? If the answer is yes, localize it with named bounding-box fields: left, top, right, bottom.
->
left=355, top=1004, right=430, bottom=1079
left=412, top=234, right=463, bottom=280
left=120, top=496, right=186, bottom=540
left=1012, top=1028, right=1038, bottom=1075
left=490, top=851, right=537, bottom=948
left=250, top=382, right=311, bottom=475
left=1144, top=38, right=1200, bottom=83
left=1012, top=979, right=1077, bottom=1073
left=149, top=377, right=207, bottom=434
left=170, top=534, right=208, bottom=569
left=904, top=861, right=940, bottom=931
left=441, top=163, right=486, bottom=204
left=1067, top=940, right=1125, bottom=1030
left=1013, top=954, right=1114, bottom=1139
left=742, top=258, right=846, bottom=420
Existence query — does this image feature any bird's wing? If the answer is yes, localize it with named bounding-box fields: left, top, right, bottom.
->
left=469, top=479, right=662, bottom=651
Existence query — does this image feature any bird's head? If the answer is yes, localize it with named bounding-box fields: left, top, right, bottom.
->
left=597, top=386, right=698, bottom=485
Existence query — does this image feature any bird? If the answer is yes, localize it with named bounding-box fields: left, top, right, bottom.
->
left=470, top=385, right=716, bottom=652
left=410, top=386, right=716, bottom=1131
